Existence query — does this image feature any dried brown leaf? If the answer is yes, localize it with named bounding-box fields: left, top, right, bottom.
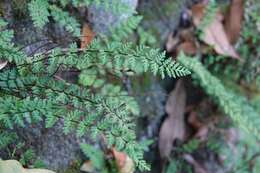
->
left=165, top=32, right=180, bottom=53
left=112, top=148, right=134, bottom=173
left=188, top=111, right=209, bottom=141
left=81, top=23, right=94, bottom=49
left=166, top=27, right=195, bottom=54
left=191, top=3, right=206, bottom=26
left=159, top=80, right=186, bottom=159
left=194, top=126, right=209, bottom=141
left=188, top=112, right=203, bottom=130
left=177, top=41, right=197, bottom=55
left=188, top=111, right=215, bottom=141
left=224, top=0, right=244, bottom=44
left=80, top=161, right=94, bottom=173
left=201, top=11, right=240, bottom=59
left=190, top=2, right=241, bottom=59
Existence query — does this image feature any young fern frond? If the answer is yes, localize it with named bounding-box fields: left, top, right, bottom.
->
left=80, top=143, right=106, bottom=170
left=110, top=15, right=143, bottom=40
left=0, top=131, right=17, bottom=149
left=178, top=53, right=260, bottom=139
left=0, top=20, right=26, bottom=65
left=28, top=0, right=50, bottom=28
left=49, top=5, right=81, bottom=37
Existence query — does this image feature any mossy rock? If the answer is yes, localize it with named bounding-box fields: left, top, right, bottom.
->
left=0, top=160, right=55, bottom=173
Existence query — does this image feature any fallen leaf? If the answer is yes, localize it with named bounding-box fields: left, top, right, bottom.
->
left=177, top=41, right=197, bottom=55
left=165, top=31, right=180, bottom=53
left=80, top=161, right=94, bottom=173
left=166, top=26, right=195, bottom=52
left=191, top=2, right=207, bottom=26
left=187, top=109, right=221, bottom=141
left=112, top=148, right=134, bottom=173
left=0, top=160, right=55, bottom=173
left=0, top=61, right=7, bottom=70
left=224, top=0, right=244, bottom=44
left=190, top=1, right=241, bottom=59
left=194, top=126, right=209, bottom=141
left=188, top=111, right=209, bottom=141
left=159, top=80, right=186, bottom=159
left=201, top=11, right=240, bottom=59
left=81, top=23, right=94, bottom=49
left=183, top=154, right=208, bottom=173
left=188, top=111, right=203, bottom=130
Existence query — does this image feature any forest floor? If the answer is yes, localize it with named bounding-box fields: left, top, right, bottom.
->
left=0, top=0, right=259, bottom=173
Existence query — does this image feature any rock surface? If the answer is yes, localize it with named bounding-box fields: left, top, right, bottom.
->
left=88, top=0, right=138, bottom=33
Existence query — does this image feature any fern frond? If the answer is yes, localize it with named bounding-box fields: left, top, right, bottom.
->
left=80, top=143, right=105, bottom=169
left=0, top=131, right=17, bottom=149
left=110, top=15, right=142, bottom=40
left=178, top=53, right=260, bottom=139
left=0, top=70, right=149, bottom=169
left=49, top=5, right=81, bottom=37
left=28, top=0, right=50, bottom=28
